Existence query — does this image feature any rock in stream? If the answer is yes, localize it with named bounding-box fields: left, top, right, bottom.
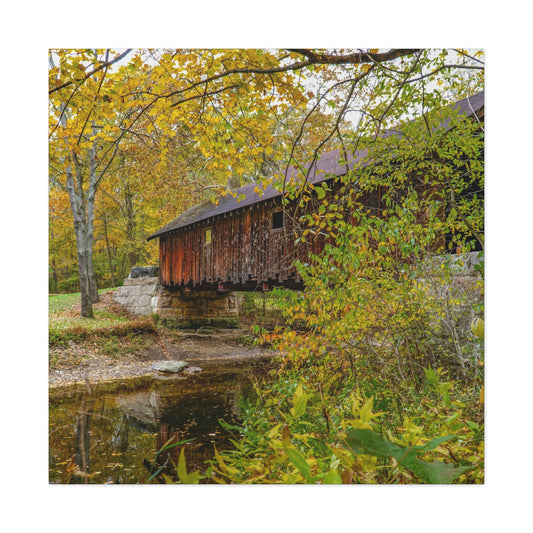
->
left=151, top=361, right=189, bottom=374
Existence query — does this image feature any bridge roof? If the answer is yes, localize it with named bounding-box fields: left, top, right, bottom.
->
left=147, top=91, right=484, bottom=241
left=146, top=147, right=369, bottom=241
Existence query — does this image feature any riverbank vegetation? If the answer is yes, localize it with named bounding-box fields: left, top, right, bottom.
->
left=211, top=255, right=484, bottom=484
left=48, top=259, right=484, bottom=484
left=49, top=48, right=484, bottom=484
left=49, top=290, right=155, bottom=349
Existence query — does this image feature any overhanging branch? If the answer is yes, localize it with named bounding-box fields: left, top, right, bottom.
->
left=49, top=49, right=133, bottom=95
left=163, top=49, right=421, bottom=102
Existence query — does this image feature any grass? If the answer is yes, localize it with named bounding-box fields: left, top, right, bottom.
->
left=48, top=288, right=269, bottom=370
left=49, top=287, right=120, bottom=314
left=49, top=288, right=156, bottom=347
left=49, top=288, right=128, bottom=330
left=49, top=308, right=131, bottom=333
left=49, top=291, right=85, bottom=314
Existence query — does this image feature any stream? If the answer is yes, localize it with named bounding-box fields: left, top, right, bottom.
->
left=49, top=358, right=272, bottom=484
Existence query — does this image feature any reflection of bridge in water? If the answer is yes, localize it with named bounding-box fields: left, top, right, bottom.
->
left=115, top=364, right=259, bottom=481
left=49, top=360, right=270, bottom=484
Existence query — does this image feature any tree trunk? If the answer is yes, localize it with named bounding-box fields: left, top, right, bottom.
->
left=124, top=186, right=138, bottom=269
left=50, top=228, right=58, bottom=292
left=87, top=140, right=99, bottom=303
left=120, top=252, right=126, bottom=281
left=77, top=248, right=93, bottom=318
left=57, top=108, right=121, bottom=315
left=103, top=212, right=116, bottom=287
left=66, top=154, right=94, bottom=317
left=50, top=257, right=58, bottom=293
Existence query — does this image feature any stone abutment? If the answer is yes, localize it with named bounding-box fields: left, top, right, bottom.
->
left=113, top=269, right=242, bottom=328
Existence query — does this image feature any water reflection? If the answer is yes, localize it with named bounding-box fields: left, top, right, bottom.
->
left=49, top=360, right=269, bottom=484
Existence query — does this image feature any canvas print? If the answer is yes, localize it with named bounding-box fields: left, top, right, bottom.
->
left=49, top=48, right=484, bottom=484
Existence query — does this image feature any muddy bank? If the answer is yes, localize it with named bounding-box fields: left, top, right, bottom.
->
left=49, top=329, right=276, bottom=400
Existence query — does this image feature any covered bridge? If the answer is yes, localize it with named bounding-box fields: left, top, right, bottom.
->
left=147, top=91, right=484, bottom=292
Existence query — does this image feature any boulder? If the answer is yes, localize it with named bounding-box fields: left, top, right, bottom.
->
left=129, top=266, right=159, bottom=278
left=151, top=361, right=189, bottom=374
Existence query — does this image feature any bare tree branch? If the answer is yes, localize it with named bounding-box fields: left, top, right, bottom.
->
left=452, top=49, right=485, bottom=65
left=398, top=64, right=483, bottom=86
left=170, top=83, right=240, bottom=107
left=76, top=50, right=110, bottom=146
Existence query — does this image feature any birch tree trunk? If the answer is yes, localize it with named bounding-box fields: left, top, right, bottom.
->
left=59, top=103, right=95, bottom=317
left=66, top=152, right=96, bottom=317
left=87, top=137, right=99, bottom=303
left=102, top=212, right=116, bottom=287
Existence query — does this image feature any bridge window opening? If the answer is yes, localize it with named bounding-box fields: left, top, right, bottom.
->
left=272, top=210, right=283, bottom=229
left=205, top=228, right=212, bottom=244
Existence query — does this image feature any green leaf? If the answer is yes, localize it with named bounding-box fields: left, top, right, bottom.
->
left=416, top=434, right=456, bottom=453
left=147, top=459, right=168, bottom=483
left=423, top=367, right=440, bottom=387
left=405, top=458, right=472, bottom=484
left=177, top=448, right=188, bottom=483
left=218, top=418, right=243, bottom=433
left=346, top=428, right=398, bottom=457
left=184, top=470, right=202, bottom=484
left=345, top=429, right=472, bottom=484
left=286, top=448, right=311, bottom=481
left=322, top=469, right=342, bottom=484
left=155, top=438, right=194, bottom=456
left=177, top=448, right=202, bottom=484
left=290, top=384, right=308, bottom=418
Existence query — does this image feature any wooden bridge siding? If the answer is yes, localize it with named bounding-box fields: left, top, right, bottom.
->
left=159, top=196, right=307, bottom=288
left=158, top=180, right=392, bottom=289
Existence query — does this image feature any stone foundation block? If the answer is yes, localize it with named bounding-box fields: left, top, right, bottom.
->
left=152, top=295, right=172, bottom=308
left=113, top=268, right=242, bottom=328
left=137, top=294, right=152, bottom=308
left=159, top=317, right=193, bottom=329
left=158, top=316, right=240, bottom=329
left=180, top=290, right=217, bottom=299
left=208, top=298, right=230, bottom=310
left=124, top=276, right=159, bottom=286
left=172, top=298, right=197, bottom=309
left=157, top=307, right=184, bottom=318
left=210, top=317, right=240, bottom=328
left=183, top=307, right=206, bottom=318
left=129, top=267, right=159, bottom=279
left=133, top=306, right=152, bottom=316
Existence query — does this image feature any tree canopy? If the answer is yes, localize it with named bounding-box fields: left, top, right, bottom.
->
left=49, top=48, right=484, bottom=312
